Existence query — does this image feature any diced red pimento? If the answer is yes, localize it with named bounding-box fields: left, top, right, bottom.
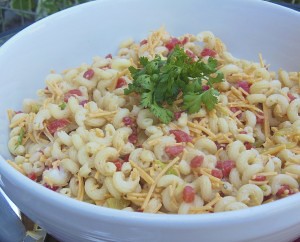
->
left=211, top=169, right=223, bottom=179
left=230, top=107, right=242, bottom=119
left=64, top=89, right=82, bottom=102
left=185, top=49, right=196, bottom=59
left=215, top=142, right=227, bottom=150
left=127, top=123, right=138, bottom=144
left=182, top=185, right=195, bottom=203
left=100, top=64, right=111, bottom=70
left=202, top=85, right=210, bottom=91
left=169, top=130, right=192, bottom=143
left=44, top=184, right=59, bottom=191
left=216, top=160, right=235, bottom=177
left=287, top=93, right=296, bottom=102
left=165, top=37, right=181, bottom=51
left=190, top=155, right=204, bottom=168
left=112, top=159, right=124, bottom=171
left=276, top=184, right=294, bottom=197
left=67, top=89, right=82, bottom=95
left=244, top=142, right=252, bottom=150
left=174, top=111, right=183, bottom=121
left=222, top=160, right=236, bottom=177
left=263, top=194, right=273, bottom=203
left=140, top=39, right=148, bottom=46
left=256, top=115, right=264, bottom=125
left=252, top=175, right=266, bottom=182
left=216, top=161, right=222, bottom=170
left=123, top=117, right=134, bottom=126
left=181, top=36, right=189, bottom=45
left=122, top=154, right=130, bottom=162
left=116, top=77, right=127, bottom=89
left=105, top=53, right=112, bottom=59
left=128, top=133, right=138, bottom=144
left=200, top=48, right=217, bottom=57
left=83, top=69, right=95, bottom=80
left=237, top=81, right=250, bottom=93
left=165, top=145, right=184, bottom=158
left=47, top=118, right=70, bottom=135
left=28, top=173, right=37, bottom=181
left=79, top=100, right=89, bottom=107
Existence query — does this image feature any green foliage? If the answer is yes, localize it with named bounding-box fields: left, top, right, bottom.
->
left=9, top=0, right=91, bottom=20
left=35, top=0, right=89, bottom=20
left=10, top=0, right=35, bottom=18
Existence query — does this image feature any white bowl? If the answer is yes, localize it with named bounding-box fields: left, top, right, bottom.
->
left=0, top=0, right=300, bottom=241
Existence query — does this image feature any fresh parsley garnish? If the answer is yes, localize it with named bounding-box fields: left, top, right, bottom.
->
left=124, top=46, right=224, bottom=123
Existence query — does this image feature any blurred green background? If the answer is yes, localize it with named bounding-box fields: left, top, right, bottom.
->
left=0, top=0, right=91, bottom=44
left=0, top=0, right=299, bottom=45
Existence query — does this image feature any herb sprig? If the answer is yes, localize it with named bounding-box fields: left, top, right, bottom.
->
left=124, top=46, right=224, bottom=123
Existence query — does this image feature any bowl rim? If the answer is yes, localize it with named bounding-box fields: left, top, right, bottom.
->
left=0, top=0, right=300, bottom=226
left=1, top=154, right=300, bottom=226
left=1, top=0, right=300, bottom=52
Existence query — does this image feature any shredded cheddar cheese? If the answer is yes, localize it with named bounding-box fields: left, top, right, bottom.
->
left=141, top=157, right=180, bottom=210
left=263, top=103, right=270, bottom=139
left=77, top=175, right=84, bottom=201
left=6, top=28, right=300, bottom=215
left=261, top=144, right=286, bottom=155
left=129, top=160, right=155, bottom=185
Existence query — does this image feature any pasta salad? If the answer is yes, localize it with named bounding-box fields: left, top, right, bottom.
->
left=7, top=28, right=300, bottom=214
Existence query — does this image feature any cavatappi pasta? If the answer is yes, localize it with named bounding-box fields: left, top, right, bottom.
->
left=7, top=27, right=300, bottom=214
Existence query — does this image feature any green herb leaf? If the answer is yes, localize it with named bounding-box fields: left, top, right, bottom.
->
left=200, top=88, right=220, bottom=111
left=140, top=92, right=153, bottom=108
left=124, top=46, right=224, bottom=123
left=150, top=103, right=174, bottom=124
left=183, top=88, right=220, bottom=113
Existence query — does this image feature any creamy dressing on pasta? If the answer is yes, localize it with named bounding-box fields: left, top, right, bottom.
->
left=7, top=27, right=300, bottom=214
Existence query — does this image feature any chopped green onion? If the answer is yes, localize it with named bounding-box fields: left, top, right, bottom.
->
left=106, top=198, right=130, bottom=210
left=155, top=160, right=177, bottom=175
left=259, top=185, right=267, bottom=192
left=31, top=104, right=40, bottom=113
left=59, top=102, right=67, bottom=110
left=15, top=127, right=25, bottom=150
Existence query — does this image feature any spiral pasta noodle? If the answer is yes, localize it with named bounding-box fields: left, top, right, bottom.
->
left=6, top=27, right=300, bottom=214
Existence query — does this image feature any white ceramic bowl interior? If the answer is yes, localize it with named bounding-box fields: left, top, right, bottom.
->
left=0, top=0, right=300, bottom=242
